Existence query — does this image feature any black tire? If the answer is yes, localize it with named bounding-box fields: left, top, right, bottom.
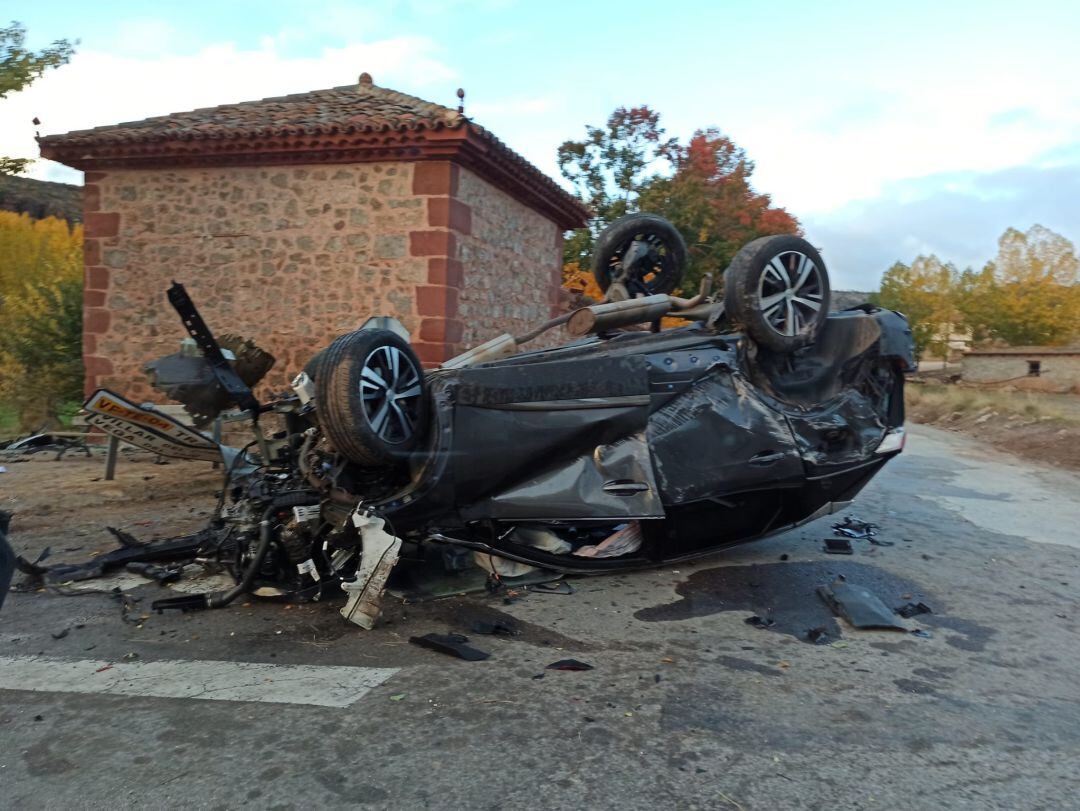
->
left=315, top=329, right=429, bottom=466
left=303, top=348, right=327, bottom=382
left=724, top=235, right=831, bottom=353
left=593, top=213, right=687, bottom=295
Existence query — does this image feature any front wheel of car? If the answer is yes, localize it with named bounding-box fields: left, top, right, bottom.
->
left=315, top=329, right=429, bottom=466
left=724, top=235, right=831, bottom=353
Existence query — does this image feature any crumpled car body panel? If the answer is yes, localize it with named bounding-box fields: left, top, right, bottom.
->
left=369, top=307, right=911, bottom=568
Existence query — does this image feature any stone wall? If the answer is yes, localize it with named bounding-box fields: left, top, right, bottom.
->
left=81, top=160, right=565, bottom=401
left=963, top=354, right=1080, bottom=388
left=455, top=168, right=563, bottom=349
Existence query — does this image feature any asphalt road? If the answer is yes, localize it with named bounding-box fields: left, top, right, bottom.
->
left=2, top=424, right=1078, bottom=810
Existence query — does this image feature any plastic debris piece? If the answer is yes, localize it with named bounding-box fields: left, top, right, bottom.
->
left=823, top=537, right=854, bottom=555
left=911, top=629, right=933, bottom=639
left=817, top=579, right=907, bottom=630
left=744, top=615, right=775, bottom=629
left=895, top=601, right=933, bottom=619
left=831, top=516, right=880, bottom=539
left=389, top=693, right=406, bottom=701
left=546, top=658, right=593, bottom=671
left=409, top=633, right=490, bottom=661
left=125, top=561, right=184, bottom=585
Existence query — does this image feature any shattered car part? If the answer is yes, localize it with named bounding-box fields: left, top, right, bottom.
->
left=340, top=511, right=402, bottom=630
left=817, top=579, right=907, bottom=630
left=145, top=333, right=274, bottom=427
left=24, top=530, right=214, bottom=584
left=409, top=633, right=490, bottom=661
left=832, top=516, right=880, bottom=539
left=546, top=658, right=594, bottom=671
left=68, top=214, right=914, bottom=628
left=823, top=538, right=854, bottom=555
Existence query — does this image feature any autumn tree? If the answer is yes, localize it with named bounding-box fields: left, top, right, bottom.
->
left=0, top=212, right=83, bottom=428
left=877, top=255, right=961, bottom=360
left=558, top=106, right=675, bottom=273
left=0, top=21, right=76, bottom=175
left=638, top=128, right=800, bottom=291
left=959, top=225, right=1080, bottom=346
left=559, top=109, right=799, bottom=295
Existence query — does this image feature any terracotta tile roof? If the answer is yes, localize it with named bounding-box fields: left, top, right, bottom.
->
left=38, top=77, right=590, bottom=229
left=40, top=80, right=463, bottom=145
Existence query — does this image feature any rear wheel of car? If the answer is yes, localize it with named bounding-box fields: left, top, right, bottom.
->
left=724, top=235, right=831, bottom=353
left=315, top=329, right=429, bottom=466
left=593, top=213, right=687, bottom=296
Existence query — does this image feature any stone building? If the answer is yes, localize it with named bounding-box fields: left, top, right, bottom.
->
left=39, top=75, right=589, bottom=399
left=962, top=346, right=1080, bottom=391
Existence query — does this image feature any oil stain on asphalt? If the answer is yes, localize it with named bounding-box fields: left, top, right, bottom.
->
left=634, top=560, right=931, bottom=643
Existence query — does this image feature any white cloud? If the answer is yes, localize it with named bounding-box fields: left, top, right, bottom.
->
left=804, top=163, right=1080, bottom=290
left=0, top=35, right=457, bottom=184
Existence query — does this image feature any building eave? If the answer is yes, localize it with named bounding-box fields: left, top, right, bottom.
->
left=39, top=122, right=589, bottom=230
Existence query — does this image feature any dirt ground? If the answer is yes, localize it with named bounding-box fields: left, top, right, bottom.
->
left=906, top=395, right=1080, bottom=471
left=1, top=450, right=220, bottom=566
left=902, top=384, right=1080, bottom=472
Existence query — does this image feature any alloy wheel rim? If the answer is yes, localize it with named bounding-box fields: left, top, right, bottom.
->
left=359, top=345, right=422, bottom=444
left=608, top=232, right=674, bottom=293
left=757, top=250, right=825, bottom=337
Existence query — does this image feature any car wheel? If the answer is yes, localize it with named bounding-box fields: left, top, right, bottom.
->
left=724, top=235, right=831, bottom=352
left=593, top=213, right=687, bottom=296
left=315, top=329, right=429, bottom=466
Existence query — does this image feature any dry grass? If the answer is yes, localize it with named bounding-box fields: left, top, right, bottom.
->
left=906, top=383, right=1080, bottom=424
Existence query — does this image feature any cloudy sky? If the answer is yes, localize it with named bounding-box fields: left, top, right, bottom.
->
left=4, top=0, right=1079, bottom=289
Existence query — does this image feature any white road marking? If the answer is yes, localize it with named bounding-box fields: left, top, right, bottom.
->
left=0, top=655, right=398, bottom=708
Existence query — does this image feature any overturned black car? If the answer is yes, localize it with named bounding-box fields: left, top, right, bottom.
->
left=6, top=215, right=914, bottom=627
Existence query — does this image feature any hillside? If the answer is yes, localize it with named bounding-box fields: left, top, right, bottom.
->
left=0, top=173, right=81, bottom=223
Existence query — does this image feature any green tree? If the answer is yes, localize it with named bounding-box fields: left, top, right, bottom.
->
left=965, top=225, right=1080, bottom=346
left=558, top=106, right=675, bottom=270
left=0, top=211, right=83, bottom=429
left=1, top=21, right=76, bottom=175
left=877, top=255, right=960, bottom=360
left=559, top=108, right=800, bottom=294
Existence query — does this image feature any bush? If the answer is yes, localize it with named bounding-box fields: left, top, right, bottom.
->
left=0, top=212, right=83, bottom=430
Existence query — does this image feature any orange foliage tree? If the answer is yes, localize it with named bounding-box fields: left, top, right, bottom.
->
left=559, top=109, right=800, bottom=299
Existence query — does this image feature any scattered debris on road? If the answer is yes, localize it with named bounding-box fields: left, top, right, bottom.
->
left=823, top=537, right=854, bottom=555
left=470, top=619, right=517, bottom=636
left=817, top=579, right=907, bottom=630
left=896, top=601, right=934, bottom=618
left=546, top=659, right=593, bottom=672
left=832, top=516, right=881, bottom=539
left=409, top=633, right=491, bottom=661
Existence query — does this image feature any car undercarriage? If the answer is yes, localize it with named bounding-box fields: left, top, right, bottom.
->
left=1, top=215, right=915, bottom=629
